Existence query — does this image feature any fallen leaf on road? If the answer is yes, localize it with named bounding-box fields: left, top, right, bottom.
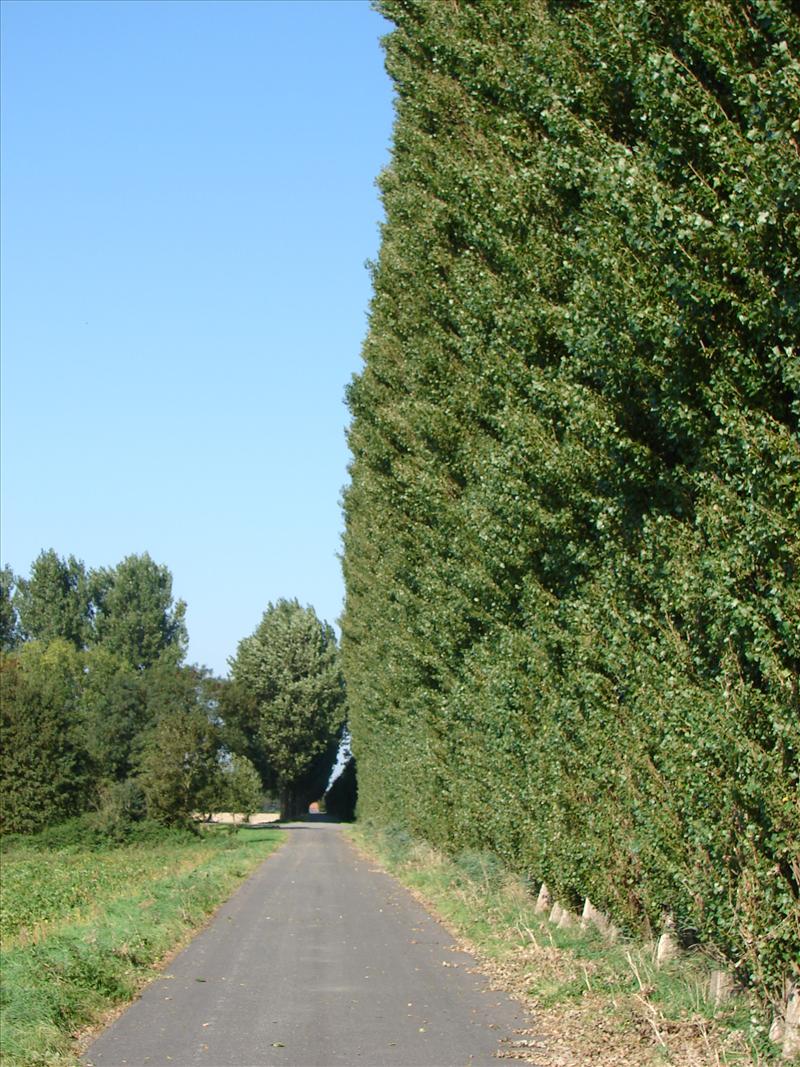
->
left=271, top=1042, right=285, bottom=1048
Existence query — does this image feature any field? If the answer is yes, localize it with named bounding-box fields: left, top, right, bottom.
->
left=0, top=822, right=283, bottom=1066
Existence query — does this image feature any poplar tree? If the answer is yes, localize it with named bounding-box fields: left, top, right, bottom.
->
left=91, top=553, right=187, bottom=670
left=14, top=550, right=91, bottom=649
left=228, top=600, right=345, bottom=820
left=0, top=566, right=20, bottom=651
left=342, top=0, right=799, bottom=1003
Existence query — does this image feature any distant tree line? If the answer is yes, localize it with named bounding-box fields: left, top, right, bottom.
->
left=1, top=551, right=350, bottom=834
left=342, top=0, right=798, bottom=1006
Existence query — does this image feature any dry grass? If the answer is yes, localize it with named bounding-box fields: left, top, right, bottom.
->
left=346, top=826, right=779, bottom=1067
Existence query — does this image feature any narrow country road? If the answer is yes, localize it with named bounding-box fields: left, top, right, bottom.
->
left=83, top=817, right=532, bottom=1067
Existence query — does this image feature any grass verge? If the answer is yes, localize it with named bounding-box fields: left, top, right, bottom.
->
left=0, top=824, right=283, bottom=1066
left=345, top=821, right=784, bottom=1066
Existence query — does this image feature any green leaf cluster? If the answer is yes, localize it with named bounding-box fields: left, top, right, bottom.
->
left=342, top=0, right=799, bottom=1003
left=0, top=641, right=92, bottom=834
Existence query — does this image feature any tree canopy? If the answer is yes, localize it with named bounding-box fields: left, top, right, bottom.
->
left=228, top=599, right=345, bottom=819
left=0, top=550, right=207, bottom=834
left=1, top=551, right=348, bottom=835
left=0, top=640, right=91, bottom=833
left=14, top=550, right=91, bottom=649
left=92, top=553, right=187, bottom=670
left=0, top=566, right=20, bottom=652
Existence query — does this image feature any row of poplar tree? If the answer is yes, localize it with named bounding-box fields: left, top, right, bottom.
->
left=341, top=0, right=798, bottom=1007
left=0, top=550, right=350, bottom=835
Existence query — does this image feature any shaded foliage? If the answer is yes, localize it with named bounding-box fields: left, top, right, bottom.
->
left=80, top=647, right=149, bottom=784
left=137, top=704, right=221, bottom=827
left=0, top=642, right=93, bottom=833
left=218, top=677, right=276, bottom=791
left=325, top=757, right=357, bottom=822
left=220, top=755, right=264, bottom=825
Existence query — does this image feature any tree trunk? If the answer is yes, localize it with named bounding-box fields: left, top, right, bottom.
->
left=280, top=787, right=297, bottom=822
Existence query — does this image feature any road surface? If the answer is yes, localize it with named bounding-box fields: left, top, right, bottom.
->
left=83, top=817, right=532, bottom=1067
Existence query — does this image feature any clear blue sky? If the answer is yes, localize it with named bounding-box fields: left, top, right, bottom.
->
left=1, top=0, right=394, bottom=674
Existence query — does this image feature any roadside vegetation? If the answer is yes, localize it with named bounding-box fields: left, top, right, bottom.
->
left=0, top=818, right=282, bottom=1066
left=342, top=0, right=799, bottom=1027
left=349, top=821, right=785, bottom=1066
left=0, top=552, right=345, bottom=1064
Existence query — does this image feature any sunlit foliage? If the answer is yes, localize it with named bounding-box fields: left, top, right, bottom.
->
left=342, top=0, right=799, bottom=1002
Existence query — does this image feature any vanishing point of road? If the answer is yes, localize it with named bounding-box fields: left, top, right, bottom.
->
left=83, top=817, right=533, bottom=1067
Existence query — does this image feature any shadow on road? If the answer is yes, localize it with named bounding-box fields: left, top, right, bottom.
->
left=240, top=813, right=343, bottom=831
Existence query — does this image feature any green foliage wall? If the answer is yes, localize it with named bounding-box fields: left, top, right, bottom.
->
left=342, top=0, right=799, bottom=1001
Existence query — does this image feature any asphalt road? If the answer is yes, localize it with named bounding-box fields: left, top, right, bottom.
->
left=83, top=817, right=531, bottom=1067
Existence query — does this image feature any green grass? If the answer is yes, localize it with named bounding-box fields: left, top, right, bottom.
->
left=346, top=821, right=783, bottom=1066
left=0, top=822, right=283, bottom=1066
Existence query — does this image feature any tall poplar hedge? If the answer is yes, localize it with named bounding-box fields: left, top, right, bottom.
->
left=342, top=0, right=799, bottom=1002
